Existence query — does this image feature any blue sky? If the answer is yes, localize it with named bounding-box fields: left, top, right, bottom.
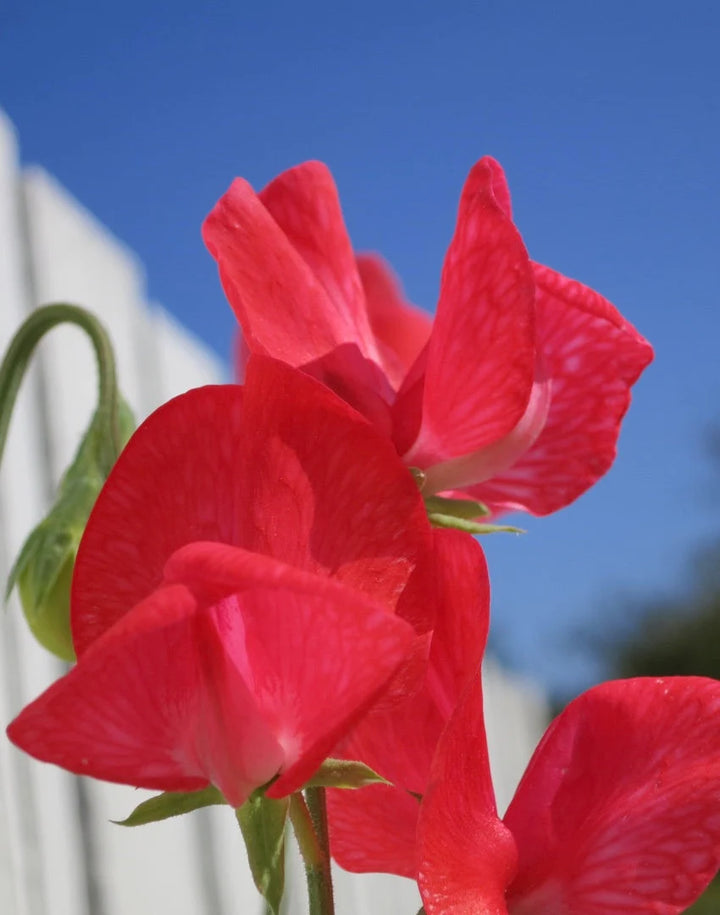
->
left=2, top=0, right=718, bottom=696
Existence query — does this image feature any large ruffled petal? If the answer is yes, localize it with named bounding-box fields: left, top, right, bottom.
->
left=258, top=162, right=376, bottom=360
left=72, top=357, right=434, bottom=654
left=203, top=175, right=366, bottom=365
left=468, top=264, right=654, bottom=514
left=205, top=168, right=395, bottom=426
left=164, top=541, right=416, bottom=800
left=400, top=157, right=536, bottom=465
left=329, top=784, right=421, bottom=878
left=230, top=357, right=433, bottom=625
left=505, top=677, right=720, bottom=914
left=7, top=583, right=284, bottom=807
left=10, top=544, right=416, bottom=809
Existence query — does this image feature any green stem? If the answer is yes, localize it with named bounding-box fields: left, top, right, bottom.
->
left=289, top=791, right=335, bottom=915
left=305, top=787, right=334, bottom=915
left=0, top=303, right=121, bottom=469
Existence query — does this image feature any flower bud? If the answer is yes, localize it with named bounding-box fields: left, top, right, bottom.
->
left=6, top=397, right=134, bottom=661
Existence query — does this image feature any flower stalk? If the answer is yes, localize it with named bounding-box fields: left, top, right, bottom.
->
left=0, top=303, right=134, bottom=659
left=289, top=789, right=335, bottom=915
left=0, top=303, right=123, bottom=466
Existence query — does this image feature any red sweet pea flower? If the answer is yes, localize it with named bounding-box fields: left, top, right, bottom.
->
left=328, top=631, right=720, bottom=915
left=204, top=157, right=653, bottom=515
left=418, top=676, right=720, bottom=915
left=8, top=357, right=437, bottom=808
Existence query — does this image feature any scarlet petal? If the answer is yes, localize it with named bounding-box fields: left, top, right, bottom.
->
left=420, top=370, right=551, bottom=496
left=337, top=530, right=489, bottom=793
left=469, top=263, right=654, bottom=515
left=264, top=565, right=418, bottom=797
left=417, top=676, right=517, bottom=915
left=462, top=155, right=513, bottom=221
left=162, top=541, right=417, bottom=801
left=203, top=177, right=364, bottom=365
left=337, top=688, right=444, bottom=800
left=328, top=784, right=421, bottom=878
left=258, top=162, right=378, bottom=360
left=425, top=530, right=490, bottom=716
left=11, top=544, right=417, bottom=809
left=72, top=383, right=250, bottom=654
left=504, top=678, right=720, bottom=915
left=7, top=584, right=284, bottom=806
left=356, top=253, right=432, bottom=390
left=204, top=168, right=396, bottom=425
left=327, top=531, right=490, bottom=876
left=73, top=357, right=434, bottom=654
left=234, top=357, right=435, bottom=631
left=403, top=157, right=536, bottom=466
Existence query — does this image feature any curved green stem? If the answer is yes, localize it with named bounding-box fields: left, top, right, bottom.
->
left=289, top=791, right=335, bottom=915
left=0, top=303, right=122, bottom=469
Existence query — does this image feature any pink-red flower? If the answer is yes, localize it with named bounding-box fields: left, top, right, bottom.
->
left=7, top=357, right=438, bottom=808
left=331, top=669, right=720, bottom=914
left=204, top=157, right=653, bottom=515
left=325, top=588, right=720, bottom=913
left=418, top=675, right=720, bottom=914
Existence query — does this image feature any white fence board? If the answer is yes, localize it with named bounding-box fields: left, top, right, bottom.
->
left=0, top=109, right=90, bottom=915
left=0, top=102, right=36, bottom=915
left=21, top=166, right=151, bottom=464
left=483, top=658, right=549, bottom=816
left=151, top=305, right=228, bottom=400
left=0, top=108, right=548, bottom=914
left=19, top=160, right=221, bottom=915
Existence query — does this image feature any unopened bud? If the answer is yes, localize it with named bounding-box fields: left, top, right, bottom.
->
left=6, top=397, right=134, bottom=660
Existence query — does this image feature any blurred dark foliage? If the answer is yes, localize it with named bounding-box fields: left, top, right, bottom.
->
left=597, top=441, right=720, bottom=911
left=609, top=536, right=720, bottom=681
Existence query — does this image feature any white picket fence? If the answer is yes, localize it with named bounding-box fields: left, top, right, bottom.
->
left=0, top=109, right=548, bottom=915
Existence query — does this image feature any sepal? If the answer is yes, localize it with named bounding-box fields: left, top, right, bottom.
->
left=236, top=792, right=290, bottom=915
left=114, top=785, right=225, bottom=827
left=423, top=495, right=490, bottom=519
left=303, top=758, right=389, bottom=790
left=426, top=512, right=524, bottom=535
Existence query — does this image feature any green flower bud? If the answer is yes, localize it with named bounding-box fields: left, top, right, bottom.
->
left=0, top=304, right=134, bottom=661
left=6, top=397, right=134, bottom=661
left=14, top=526, right=77, bottom=661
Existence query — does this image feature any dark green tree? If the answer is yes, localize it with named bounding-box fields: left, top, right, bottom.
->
left=601, top=534, right=720, bottom=912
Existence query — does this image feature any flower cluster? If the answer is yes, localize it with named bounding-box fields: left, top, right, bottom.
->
left=8, top=157, right=720, bottom=914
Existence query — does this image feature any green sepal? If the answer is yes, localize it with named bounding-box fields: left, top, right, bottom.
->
left=236, top=793, right=289, bottom=915
left=427, top=513, right=525, bottom=535
left=5, top=396, right=134, bottom=661
left=423, top=495, right=490, bottom=520
left=303, top=758, right=390, bottom=790
left=113, top=785, right=226, bottom=827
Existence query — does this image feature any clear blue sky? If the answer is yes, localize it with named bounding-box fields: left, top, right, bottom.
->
left=2, top=0, right=718, bottom=697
